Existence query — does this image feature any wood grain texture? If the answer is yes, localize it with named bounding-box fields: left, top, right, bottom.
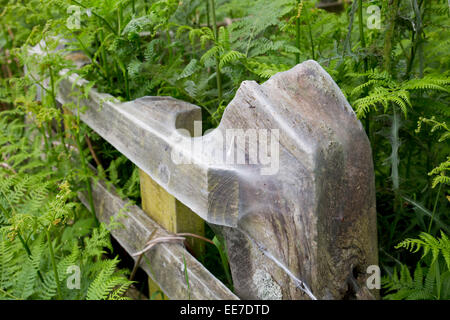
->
left=211, top=62, right=378, bottom=299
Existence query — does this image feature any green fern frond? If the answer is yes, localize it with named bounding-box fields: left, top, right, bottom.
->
left=396, top=231, right=450, bottom=270
left=200, top=46, right=220, bottom=66
left=86, top=257, right=132, bottom=300
left=219, top=50, right=246, bottom=68
left=177, top=59, right=198, bottom=80
left=401, top=76, right=450, bottom=92
left=416, top=117, right=450, bottom=187
left=83, top=223, right=113, bottom=261
left=246, top=59, right=290, bottom=79
left=13, top=235, right=44, bottom=299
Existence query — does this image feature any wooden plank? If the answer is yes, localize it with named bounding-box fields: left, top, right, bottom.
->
left=78, top=178, right=238, bottom=300
left=55, top=76, right=235, bottom=227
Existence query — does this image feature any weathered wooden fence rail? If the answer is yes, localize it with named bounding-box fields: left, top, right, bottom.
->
left=78, top=173, right=237, bottom=300
left=28, top=40, right=378, bottom=300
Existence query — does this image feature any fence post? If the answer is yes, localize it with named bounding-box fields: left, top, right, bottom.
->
left=204, top=60, right=378, bottom=300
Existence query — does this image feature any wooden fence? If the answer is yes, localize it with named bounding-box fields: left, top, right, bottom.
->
left=28, top=40, right=378, bottom=300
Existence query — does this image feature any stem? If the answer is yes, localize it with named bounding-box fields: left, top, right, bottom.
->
left=0, top=287, right=20, bottom=300
left=405, top=142, right=413, bottom=179
left=72, top=33, right=109, bottom=81
left=341, top=0, right=358, bottom=59
left=166, top=31, right=173, bottom=62
left=115, top=56, right=131, bottom=100
left=15, top=233, right=30, bottom=257
left=426, top=149, right=432, bottom=208
left=215, top=59, right=223, bottom=104
left=383, top=0, right=400, bottom=71
left=71, top=0, right=117, bottom=36
left=46, top=229, right=62, bottom=300
left=406, top=32, right=416, bottom=78
left=117, top=5, right=121, bottom=35
left=358, top=0, right=368, bottom=72
left=206, top=0, right=211, bottom=28
left=17, top=233, right=45, bottom=283
left=85, top=134, right=102, bottom=169
left=129, top=230, right=157, bottom=282
left=0, top=196, right=44, bottom=282
left=98, top=29, right=110, bottom=87
left=364, top=115, right=370, bottom=139
left=358, top=0, right=369, bottom=136
left=73, top=120, right=98, bottom=226
left=212, top=236, right=233, bottom=290
left=406, top=0, right=424, bottom=79
left=210, top=0, right=222, bottom=104
left=176, top=233, right=215, bottom=245
left=49, top=67, right=69, bottom=155
left=124, top=69, right=130, bottom=101
left=388, top=107, right=402, bottom=247
left=304, top=4, right=315, bottom=60
left=244, top=28, right=255, bottom=57
left=44, top=122, right=54, bottom=155
left=428, top=183, right=442, bottom=233
left=295, top=1, right=301, bottom=64
left=34, top=76, right=51, bottom=154
left=40, top=126, right=50, bottom=153
left=183, top=254, right=190, bottom=300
